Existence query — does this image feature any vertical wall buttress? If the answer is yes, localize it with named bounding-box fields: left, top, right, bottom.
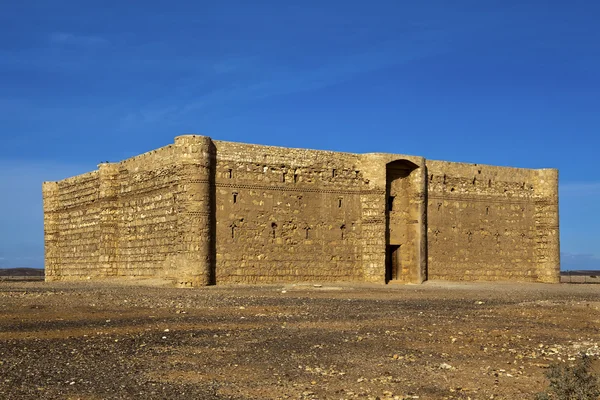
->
left=534, top=169, right=560, bottom=282
left=42, top=181, right=60, bottom=281
left=98, top=163, right=120, bottom=277
left=175, top=135, right=216, bottom=286
left=360, top=190, right=387, bottom=283
left=417, top=161, right=428, bottom=283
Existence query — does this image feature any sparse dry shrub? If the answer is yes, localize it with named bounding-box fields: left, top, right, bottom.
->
left=536, top=354, right=600, bottom=400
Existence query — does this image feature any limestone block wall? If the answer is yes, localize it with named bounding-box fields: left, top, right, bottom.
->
left=43, top=135, right=215, bottom=285
left=43, top=171, right=102, bottom=279
left=426, top=161, right=560, bottom=282
left=43, top=134, right=560, bottom=285
left=212, top=140, right=366, bottom=283
left=113, top=142, right=182, bottom=281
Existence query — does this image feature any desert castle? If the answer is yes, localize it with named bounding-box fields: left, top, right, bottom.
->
left=43, top=135, right=560, bottom=286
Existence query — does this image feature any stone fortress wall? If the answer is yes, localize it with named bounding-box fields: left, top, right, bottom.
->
left=43, top=135, right=560, bottom=286
left=426, top=161, right=559, bottom=282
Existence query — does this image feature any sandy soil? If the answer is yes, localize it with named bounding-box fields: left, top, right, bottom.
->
left=0, top=280, right=598, bottom=399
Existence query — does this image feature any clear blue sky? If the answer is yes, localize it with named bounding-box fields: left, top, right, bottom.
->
left=1, top=1, right=598, bottom=270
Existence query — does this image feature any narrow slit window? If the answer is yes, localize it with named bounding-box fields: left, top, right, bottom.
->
left=340, top=224, right=346, bottom=240
left=338, top=198, right=343, bottom=208
left=231, top=225, right=235, bottom=239
left=227, top=169, right=233, bottom=179
left=305, top=227, right=310, bottom=239
left=294, top=173, right=298, bottom=183
left=388, top=196, right=395, bottom=211
left=332, top=169, right=337, bottom=178
left=271, top=222, right=277, bottom=239
left=232, top=192, right=238, bottom=204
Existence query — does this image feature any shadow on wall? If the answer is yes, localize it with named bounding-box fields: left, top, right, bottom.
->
left=208, top=140, right=217, bottom=285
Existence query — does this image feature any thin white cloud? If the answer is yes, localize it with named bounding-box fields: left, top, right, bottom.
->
left=120, top=29, right=451, bottom=128
left=49, top=32, right=109, bottom=46
left=560, top=182, right=600, bottom=196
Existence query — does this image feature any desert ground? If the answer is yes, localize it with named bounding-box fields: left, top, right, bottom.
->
left=0, top=280, right=598, bottom=399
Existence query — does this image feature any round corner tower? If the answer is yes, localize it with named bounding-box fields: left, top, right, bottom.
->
left=174, top=135, right=216, bottom=286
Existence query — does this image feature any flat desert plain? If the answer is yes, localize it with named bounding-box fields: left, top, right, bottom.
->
left=0, top=281, right=598, bottom=399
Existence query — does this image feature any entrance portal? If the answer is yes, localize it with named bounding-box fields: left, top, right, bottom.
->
left=385, top=159, right=423, bottom=284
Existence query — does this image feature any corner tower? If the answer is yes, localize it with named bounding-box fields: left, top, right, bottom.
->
left=174, top=135, right=216, bottom=286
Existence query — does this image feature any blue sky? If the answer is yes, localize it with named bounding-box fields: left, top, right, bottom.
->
left=1, top=1, right=598, bottom=270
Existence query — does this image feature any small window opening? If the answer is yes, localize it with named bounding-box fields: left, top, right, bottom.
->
left=450, top=187, right=455, bottom=192
left=304, top=227, right=310, bottom=239
left=443, top=174, right=447, bottom=184
left=294, top=173, right=298, bottom=183
left=340, top=224, right=346, bottom=240
left=332, top=169, right=337, bottom=178
left=388, top=196, right=395, bottom=211
left=437, top=203, right=442, bottom=212
left=231, top=225, right=236, bottom=239
left=488, top=179, right=492, bottom=188
left=232, top=192, right=238, bottom=204
left=227, top=169, right=233, bottom=179
left=338, top=198, right=343, bottom=208
left=486, top=206, right=489, bottom=215
left=472, top=177, right=476, bottom=185
left=430, top=174, right=433, bottom=182
left=271, top=222, right=277, bottom=239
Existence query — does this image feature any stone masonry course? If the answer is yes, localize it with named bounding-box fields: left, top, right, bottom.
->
left=43, top=135, right=560, bottom=286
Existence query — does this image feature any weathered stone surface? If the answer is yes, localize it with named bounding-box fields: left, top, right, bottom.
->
left=426, top=161, right=560, bottom=283
left=42, top=135, right=560, bottom=285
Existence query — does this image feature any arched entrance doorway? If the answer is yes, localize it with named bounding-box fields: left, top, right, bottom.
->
left=385, top=160, right=423, bottom=283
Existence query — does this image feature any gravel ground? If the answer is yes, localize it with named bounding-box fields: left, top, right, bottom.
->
left=0, top=280, right=598, bottom=399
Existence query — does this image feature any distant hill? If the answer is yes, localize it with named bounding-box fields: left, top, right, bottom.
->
left=560, top=270, right=600, bottom=284
left=0, top=268, right=44, bottom=277
left=561, top=270, right=600, bottom=276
